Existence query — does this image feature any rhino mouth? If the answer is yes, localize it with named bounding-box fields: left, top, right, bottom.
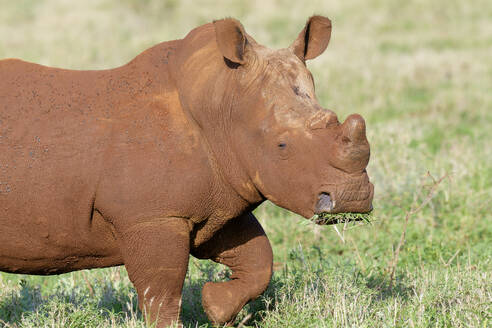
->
left=313, top=192, right=373, bottom=225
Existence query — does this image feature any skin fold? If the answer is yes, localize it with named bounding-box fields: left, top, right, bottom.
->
left=0, top=16, right=373, bottom=327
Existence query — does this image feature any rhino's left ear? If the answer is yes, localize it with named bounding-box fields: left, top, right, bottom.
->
left=290, top=15, right=332, bottom=61
left=214, top=18, right=248, bottom=65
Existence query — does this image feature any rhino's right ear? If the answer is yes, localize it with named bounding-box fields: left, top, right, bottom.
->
left=290, top=15, right=332, bottom=61
left=214, top=18, right=248, bottom=65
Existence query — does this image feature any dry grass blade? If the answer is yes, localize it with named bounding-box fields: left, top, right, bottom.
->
left=385, top=172, right=448, bottom=290
left=237, top=313, right=253, bottom=328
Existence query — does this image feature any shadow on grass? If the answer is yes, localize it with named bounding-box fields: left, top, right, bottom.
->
left=181, top=278, right=209, bottom=327
left=0, top=277, right=143, bottom=326
left=0, top=279, right=43, bottom=324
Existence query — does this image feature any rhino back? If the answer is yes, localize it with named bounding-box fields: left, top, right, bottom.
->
left=0, top=58, right=128, bottom=270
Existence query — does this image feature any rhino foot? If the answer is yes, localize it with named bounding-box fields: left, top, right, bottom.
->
left=202, top=280, right=247, bottom=326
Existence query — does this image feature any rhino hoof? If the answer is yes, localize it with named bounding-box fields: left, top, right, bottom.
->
left=202, top=281, right=241, bottom=326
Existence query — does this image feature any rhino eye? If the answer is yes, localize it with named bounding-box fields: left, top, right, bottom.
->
left=277, top=140, right=291, bottom=160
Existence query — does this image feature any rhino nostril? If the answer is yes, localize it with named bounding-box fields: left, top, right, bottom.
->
left=314, top=192, right=334, bottom=214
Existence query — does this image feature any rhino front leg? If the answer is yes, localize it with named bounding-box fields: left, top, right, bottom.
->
left=118, top=218, right=190, bottom=327
left=192, top=212, right=273, bottom=326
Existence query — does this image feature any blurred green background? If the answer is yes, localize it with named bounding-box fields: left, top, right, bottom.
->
left=1, top=0, right=491, bottom=327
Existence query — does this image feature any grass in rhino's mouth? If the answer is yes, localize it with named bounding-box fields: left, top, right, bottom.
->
left=311, top=212, right=373, bottom=225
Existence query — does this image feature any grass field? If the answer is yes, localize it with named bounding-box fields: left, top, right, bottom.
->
left=1, top=0, right=491, bottom=327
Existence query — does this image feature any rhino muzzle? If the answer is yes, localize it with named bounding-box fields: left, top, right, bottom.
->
left=315, top=173, right=374, bottom=214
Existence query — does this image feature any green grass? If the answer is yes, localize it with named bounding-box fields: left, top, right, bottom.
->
left=311, top=212, right=372, bottom=225
left=1, top=0, right=491, bottom=327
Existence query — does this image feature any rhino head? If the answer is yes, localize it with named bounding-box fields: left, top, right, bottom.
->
left=172, top=16, right=373, bottom=220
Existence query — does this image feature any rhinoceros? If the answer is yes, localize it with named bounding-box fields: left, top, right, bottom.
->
left=0, top=16, right=373, bottom=326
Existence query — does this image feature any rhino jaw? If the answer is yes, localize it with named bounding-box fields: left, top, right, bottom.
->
left=314, top=192, right=335, bottom=214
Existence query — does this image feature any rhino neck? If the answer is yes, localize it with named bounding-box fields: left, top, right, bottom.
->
left=203, top=128, right=265, bottom=209
left=167, top=25, right=265, bottom=214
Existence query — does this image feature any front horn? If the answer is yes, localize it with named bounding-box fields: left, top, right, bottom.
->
left=341, top=114, right=367, bottom=144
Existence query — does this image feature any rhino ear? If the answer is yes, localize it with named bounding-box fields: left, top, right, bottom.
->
left=214, top=18, right=248, bottom=65
left=290, top=15, right=332, bottom=61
